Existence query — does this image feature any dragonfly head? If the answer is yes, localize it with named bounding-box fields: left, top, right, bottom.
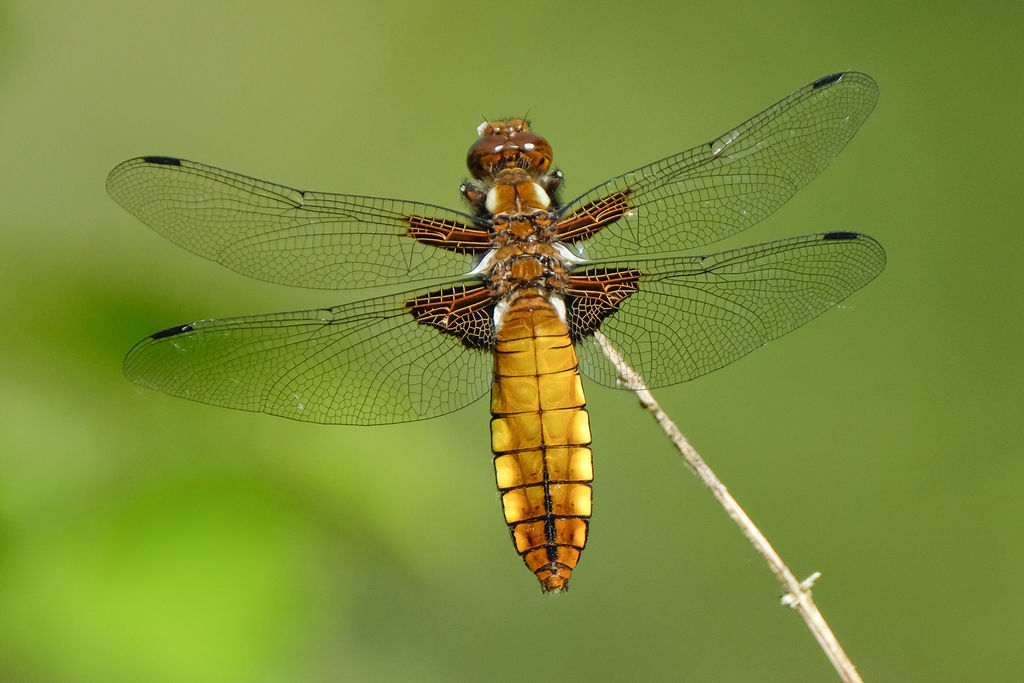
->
left=468, top=119, right=552, bottom=179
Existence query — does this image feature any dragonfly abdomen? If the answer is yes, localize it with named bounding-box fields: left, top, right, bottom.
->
left=490, top=292, right=593, bottom=593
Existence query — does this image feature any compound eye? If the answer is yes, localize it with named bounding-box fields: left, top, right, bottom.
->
left=509, top=131, right=552, bottom=174
left=466, top=134, right=507, bottom=179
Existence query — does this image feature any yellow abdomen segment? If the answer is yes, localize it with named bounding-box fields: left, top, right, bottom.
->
left=490, top=293, right=593, bottom=593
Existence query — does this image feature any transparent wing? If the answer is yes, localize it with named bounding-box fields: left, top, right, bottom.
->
left=562, top=72, right=879, bottom=260
left=107, top=156, right=479, bottom=289
left=575, top=232, right=885, bottom=388
left=123, top=290, right=492, bottom=424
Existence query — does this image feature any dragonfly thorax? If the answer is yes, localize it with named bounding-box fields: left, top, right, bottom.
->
left=478, top=168, right=571, bottom=301
left=485, top=245, right=570, bottom=299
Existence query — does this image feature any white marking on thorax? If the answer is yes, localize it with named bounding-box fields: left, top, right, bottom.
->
left=554, top=242, right=585, bottom=266
left=485, top=182, right=552, bottom=215
left=493, top=298, right=510, bottom=329
left=469, top=248, right=499, bottom=277
left=549, top=293, right=567, bottom=323
left=485, top=187, right=499, bottom=215
left=529, top=182, right=551, bottom=209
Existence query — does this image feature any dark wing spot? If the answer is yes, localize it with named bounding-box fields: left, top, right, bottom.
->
left=141, top=156, right=182, bottom=166
left=812, top=72, right=845, bottom=89
left=822, top=231, right=860, bottom=241
left=150, top=323, right=193, bottom=340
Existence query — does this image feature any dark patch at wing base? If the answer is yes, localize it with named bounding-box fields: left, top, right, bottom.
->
left=405, top=284, right=496, bottom=350
left=405, top=214, right=493, bottom=254
left=565, top=269, right=641, bottom=338
left=554, top=190, right=633, bottom=243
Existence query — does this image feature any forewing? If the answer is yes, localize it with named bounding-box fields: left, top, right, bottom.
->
left=575, top=232, right=885, bottom=388
left=123, top=290, right=492, bottom=424
left=560, top=72, right=879, bottom=259
left=107, top=157, right=481, bottom=289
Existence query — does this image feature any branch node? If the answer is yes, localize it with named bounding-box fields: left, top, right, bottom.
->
left=781, top=571, right=823, bottom=608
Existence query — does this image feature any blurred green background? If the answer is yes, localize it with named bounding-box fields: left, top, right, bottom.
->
left=2, top=0, right=1021, bottom=681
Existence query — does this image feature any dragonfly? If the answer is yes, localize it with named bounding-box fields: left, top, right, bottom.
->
left=109, top=71, right=885, bottom=593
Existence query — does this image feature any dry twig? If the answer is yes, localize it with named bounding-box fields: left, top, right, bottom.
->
left=593, top=330, right=862, bottom=683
